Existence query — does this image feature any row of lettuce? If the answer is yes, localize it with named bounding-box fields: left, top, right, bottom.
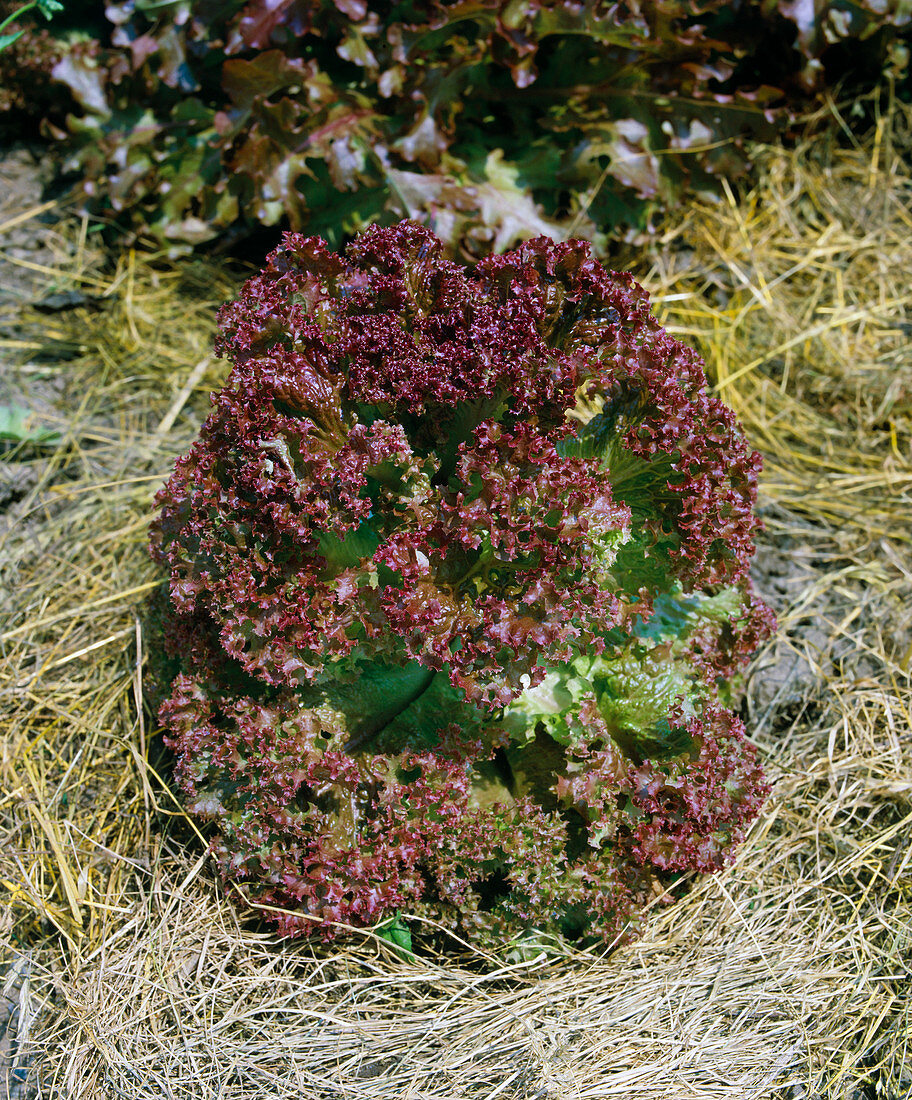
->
left=1, top=0, right=910, bottom=255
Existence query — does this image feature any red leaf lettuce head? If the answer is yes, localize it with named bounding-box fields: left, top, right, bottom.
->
left=150, top=222, right=774, bottom=947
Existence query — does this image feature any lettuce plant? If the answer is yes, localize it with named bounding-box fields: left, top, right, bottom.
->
left=151, top=222, right=775, bottom=946
left=0, top=0, right=64, bottom=131
left=0, top=0, right=61, bottom=51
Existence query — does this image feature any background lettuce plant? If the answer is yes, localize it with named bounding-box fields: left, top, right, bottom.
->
left=0, top=0, right=66, bottom=131
left=2, top=0, right=906, bottom=252
left=150, top=222, right=775, bottom=946
left=0, top=0, right=62, bottom=51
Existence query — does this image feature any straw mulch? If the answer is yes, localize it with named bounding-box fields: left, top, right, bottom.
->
left=1, top=96, right=910, bottom=1099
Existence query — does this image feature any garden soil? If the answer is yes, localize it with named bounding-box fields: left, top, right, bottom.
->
left=1, top=98, right=910, bottom=1099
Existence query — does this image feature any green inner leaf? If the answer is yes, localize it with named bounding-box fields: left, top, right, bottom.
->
left=316, top=522, right=380, bottom=571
